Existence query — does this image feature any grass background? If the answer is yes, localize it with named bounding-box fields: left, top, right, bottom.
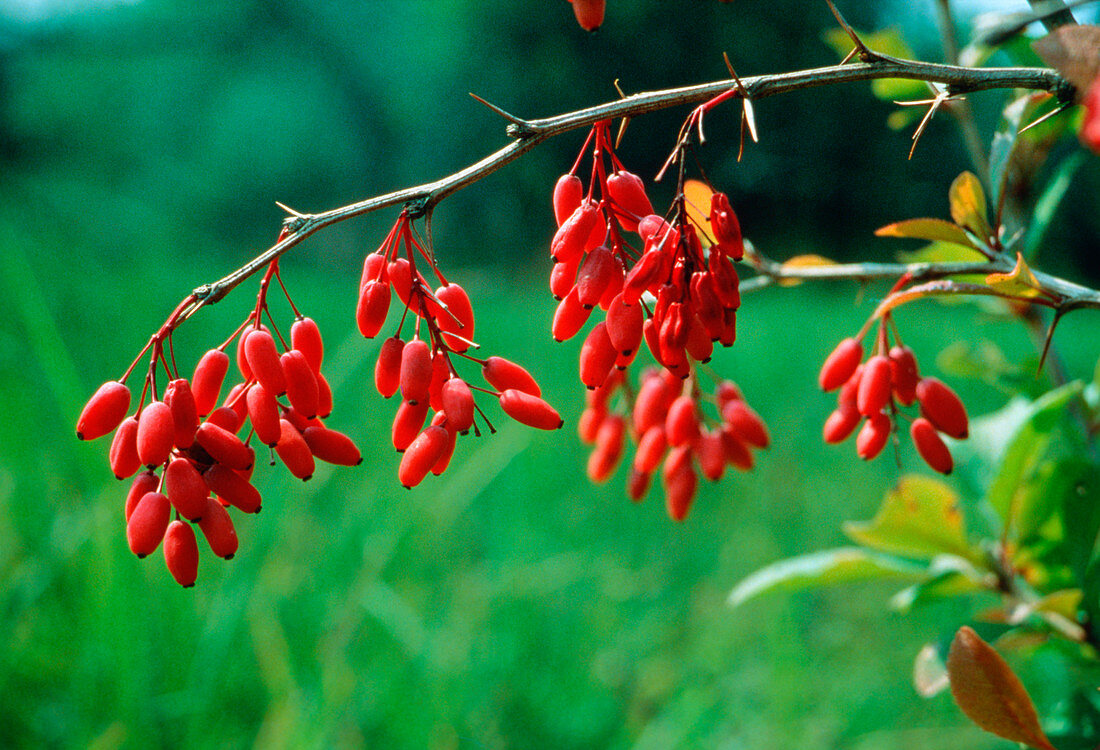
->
left=1, top=0, right=1098, bottom=747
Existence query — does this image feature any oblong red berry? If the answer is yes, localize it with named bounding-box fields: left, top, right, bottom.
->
left=392, top=399, right=430, bottom=452
left=375, top=337, right=404, bottom=398
left=77, top=380, right=131, bottom=441
left=721, top=428, right=754, bottom=471
left=550, top=257, right=579, bottom=300
left=499, top=389, right=563, bottom=430
left=302, top=426, right=363, bottom=466
left=281, top=350, right=319, bottom=419
left=586, top=414, right=625, bottom=483
left=579, top=322, right=617, bottom=390
left=109, top=417, right=142, bottom=480
left=137, top=401, right=175, bottom=468
left=857, top=355, right=893, bottom=417
left=165, top=379, right=199, bottom=449
left=722, top=400, right=770, bottom=449
left=357, top=280, right=391, bottom=339
left=192, top=349, right=230, bottom=417
left=662, top=446, right=697, bottom=522
left=399, top=339, right=433, bottom=405
left=194, top=422, right=254, bottom=471
left=360, top=251, right=388, bottom=288
left=276, top=419, right=314, bottom=481
left=125, top=471, right=160, bottom=522
left=482, top=357, right=541, bottom=397
left=627, top=469, right=652, bottom=502
left=290, top=316, right=324, bottom=372
left=244, top=329, right=286, bottom=396
left=316, top=371, right=334, bottom=418
left=696, top=430, right=727, bottom=481
left=911, top=417, right=953, bottom=474
left=665, top=395, right=700, bottom=448
left=440, top=377, right=475, bottom=434
left=577, top=406, right=606, bottom=445
left=550, top=202, right=600, bottom=265
left=633, top=374, right=676, bottom=434
left=197, top=496, right=239, bottom=559
left=127, top=491, right=171, bottom=558
left=915, top=378, right=968, bottom=439
left=606, top=171, right=653, bottom=232
left=428, top=351, right=448, bottom=412
left=889, top=345, right=920, bottom=406
left=245, top=383, right=280, bottom=447
left=164, top=457, right=209, bottom=522
left=634, top=426, right=668, bottom=474
left=575, top=246, right=617, bottom=308
left=819, top=337, right=864, bottom=392
left=572, top=0, right=605, bottom=31
left=710, top=192, right=744, bottom=260
left=435, top=283, right=476, bottom=353
left=430, top=422, right=458, bottom=477
left=204, top=405, right=243, bottom=434
left=823, top=403, right=861, bottom=444
left=553, top=173, right=584, bottom=226
left=552, top=286, right=592, bottom=342
left=163, top=520, right=199, bottom=587
left=398, top=425, right=450, bottom=488
left=856, top=412, right=892, bottom=460
left=203, top=463, right=261, bottom=513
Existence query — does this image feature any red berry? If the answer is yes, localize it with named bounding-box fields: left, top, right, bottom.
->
left=665, top=396, right=700, bottom=447
left=551, top=201, right=601, bottom=265
left=911, top=417, right=953, bottom=474
left=499, top=389, right=563, bottom=430
left=857, top=355, right=893, bottom=417
left=435, top=283, right=476, bottom=352
left=246, top=383, right=281, bottom=447
left=552, top=286, right=592, bottom=342
left=399, top=339, right=433, bottom=405
left=633, top=373, right=677, bottom=434
left=357, top=280, right=391, bottom=339
left=627, top=469, right=653, bottom=502
left=721, top=428, right=754, bottom=471
left=722, top=400, right=769, bottom=449
left=360, top=252, right=388, bottom=288
left=634, top=426, right=669, bottom=474
left=244, top=329, right=287, bottom=396
left=440, top=377, right=475, bottom=434
left=429, top=412, right=458, bottom=476
left=290, top=317, right=324, bottom=372
left=586, top=414, right=625, bottom=483
left=819, top=338, right=864, bottom=392
left=482, top=357, right=541, bottom=397
left=302, top=426, right=362, bottom=466
left=577, top=406, right=606, bottom=445
left=109, top=417, right=142, bottom=480
left=276, top=419, right=315, bottom=480
left=204, top=405, right=243, bottom=434
left=316, top=371, right=334, bottom=418
left=163, top=520, right=199, bottom=587
left=606, top=171, right=653, bottom=232
left=575, top=246, right=619, bottom=308
left=194, top=422, right=254, bottom=471
left=696, top=430, right=726, bottom=481
left=192, top=349, right=230, bottom=417
left=571, top=0, right=605, bottom=31
left=203, top=463, right=261, bottom=513
left=281, top=350, right=319, bottom=419
left=823, top=403, right=861, bottom=444
left=553, top=174, right=584, bottom=226
left=915, top=378, right=968, bottom=439
left=197, top=497, right=238, bottom=559
left=77, top=380, right=131, bottom=441
left=398, top=426, right=450, bottom=488
left=710, top=192, right=744, bottom=260
left=375, top=337, right=405, bottom=398
left=393, top=399, right=430, bottom=451
left=125, top=471, right=160, bottom=522
left=164, top=457, right=209, bottom=522
left=127, top=491, right=171, bottom=558
left=889, top=345, right=920, bottom=406
left=856, top=412, right=892, bottom=460
left=165, top=379, right=199, bottom=449
left=550, top=257, right=579, bottom=300
left=137, top=401, right=175, bottom=468
left=662, top=446, right=697, bottom=522
left=579, top=322, right=618, bottom=390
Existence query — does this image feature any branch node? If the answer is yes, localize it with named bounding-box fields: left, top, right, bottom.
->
left=470, top=92, right=535, bottom=138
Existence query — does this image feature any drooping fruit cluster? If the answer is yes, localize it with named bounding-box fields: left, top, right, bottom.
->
left=819, top=319, right=968, bottom=475
left=357, top=211, right=563, bottom=488
left=77, top=259, right=361, bottom=586
left=579, top=368, right=767, bottom=520
left=548, top=120, right=761, bottom=517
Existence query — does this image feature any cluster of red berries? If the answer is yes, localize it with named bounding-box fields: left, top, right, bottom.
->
left=819, top=326, right=968, bottom=474
left=548, top=120, right=762, bottom=518
left=77, top=260, right=362, bottom=585
left=357, top=211, right=563, bottom=488
left=579, top=368, right=768, bottom=519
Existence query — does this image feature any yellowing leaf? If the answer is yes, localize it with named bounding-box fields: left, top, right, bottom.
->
left=949, top=172, right=992, bottom=240
left=947, top=627, right=1056, bottom=750
left=843, top=475, right=974, bottom=561
left=986, top=252, right=1045, bottom=299
left=875, top=218, right=978, bottom=249
left=682, top=179, right=715, bottom=244
left=777, top=254, right=837, bottom=286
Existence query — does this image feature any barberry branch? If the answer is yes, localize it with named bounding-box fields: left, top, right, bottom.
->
left=188, top=54, right=1073, bottom=320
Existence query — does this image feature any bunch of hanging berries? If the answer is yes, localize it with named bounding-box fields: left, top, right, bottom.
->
left=819, top=315, right=968, bottom=475
left=548, top=119, right=763, bottom=518
left=77, top=259, right=362, bottom=586
left=356, top=210, right=563, bottom=489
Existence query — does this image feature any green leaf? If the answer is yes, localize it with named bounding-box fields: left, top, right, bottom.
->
left=986, top=381, right=1084, bottom=529
left=947, top=626, right=1057, bottom=750
left=727, top=547, right=924, bottom=607
left=949, top=171, right=992, bottom=241
left=875, top=218, right=978, bottom=249
left=844, top=475, right=975, bottom=562
left=889, top=555, right=987, bottom=613
left=988, top=94, right=1032, bottom=220
left=895, top=240, right=986, bottom=265
left=1023, top=151, right=1085, bottom=262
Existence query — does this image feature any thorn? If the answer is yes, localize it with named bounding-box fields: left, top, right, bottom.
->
left=1037, top=308, right=1065, bottom=375
left=1018, top=102, right=1072, bottom=134
left=469, top=92, right=527, bottom=126
left=613, top=79, right=631, bottom=148
left=908, top=90, right=950, bottom=160
left=275, top=201, right=306, bottom=218
left=825, top=0, right=874, bottom=60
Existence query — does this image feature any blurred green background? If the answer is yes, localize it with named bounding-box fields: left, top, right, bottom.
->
left=2, top=1, right=1098, bottom=747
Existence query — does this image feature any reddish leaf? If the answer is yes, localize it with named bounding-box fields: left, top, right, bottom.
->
left=1032, top=25, right=1100, bottom=97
